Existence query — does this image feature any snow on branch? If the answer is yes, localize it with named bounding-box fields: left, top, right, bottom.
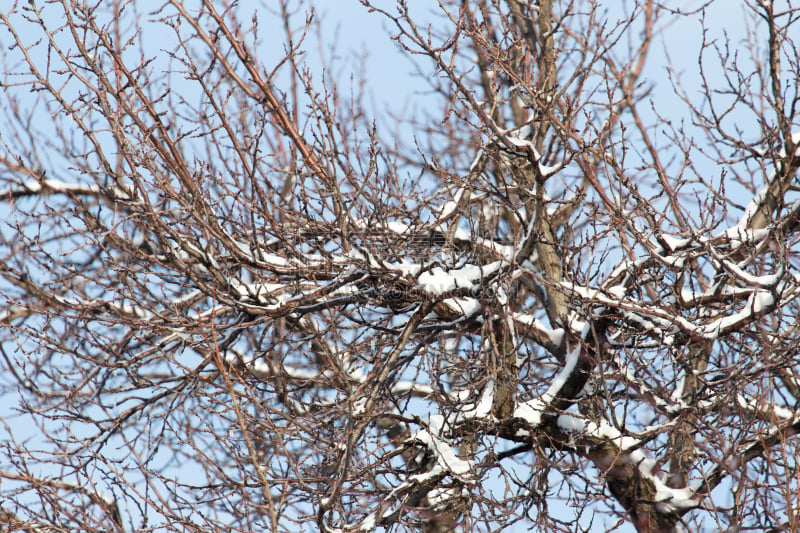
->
left=513, top=342, right=582, bottom=428
left=558, top=257, right=798, bottom=342
left=0, top=176, right=139, bottom=203
left=556, top=414, right=701, bottom=513
left=500, top=122, right=565, bottom=178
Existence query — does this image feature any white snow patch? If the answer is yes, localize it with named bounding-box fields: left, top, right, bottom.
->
left=737, top=394, right=795, bottom=420
left=474, top=237, right=516, bottom=261
left=779, top=131, right=800, bottom=157
left=659, top=235, right=691, bottom=252
left=417, top=261, right=502, bottom=295
left=540, top=343, right=582, bottom=402
left=452, top=227, right=472, bottom=241
left=352, top=397, right=368, bottom=416
left=438, top=200, right=459, bottom=220
left=358, top=514, right=376, bottom=532
left=700, top=289, right=774, bottom=337
left=387, top=221, right=410, bottom=234
left=426, top=486, right=460, bottom=508
left=410, top=423, right=472, bottom=478
left=653, top=483, right=698, bottom=512
left=513, top=398, right=546, bottom=427
left=605, top=284, right=626, bottom=299
left=469, top=148, right=485, bottom=172
left=443, top=297, right=481, bottom=317
left=390, top=260, right=422, bottom=277
left=538, top=162, right=562, bottom=176
left=472, top=382, right=495, bottom=418
left=557, top=414, right=585, bottom=433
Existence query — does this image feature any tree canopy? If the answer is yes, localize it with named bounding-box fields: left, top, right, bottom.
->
left=1, top=1, right=800, bottom=532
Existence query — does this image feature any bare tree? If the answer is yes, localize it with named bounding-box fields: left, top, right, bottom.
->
left=1, top=1, right=799, bottom=531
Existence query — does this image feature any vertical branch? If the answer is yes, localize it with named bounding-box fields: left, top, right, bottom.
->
left=208, top=303, right=280, bottom=532
left=667, top=342, right=710, bottom=488
left=489, top=315, right=518, bottom=419
left=747, top=0, right=799, bottom=230
left=515, top=0, right=568, bottom=325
